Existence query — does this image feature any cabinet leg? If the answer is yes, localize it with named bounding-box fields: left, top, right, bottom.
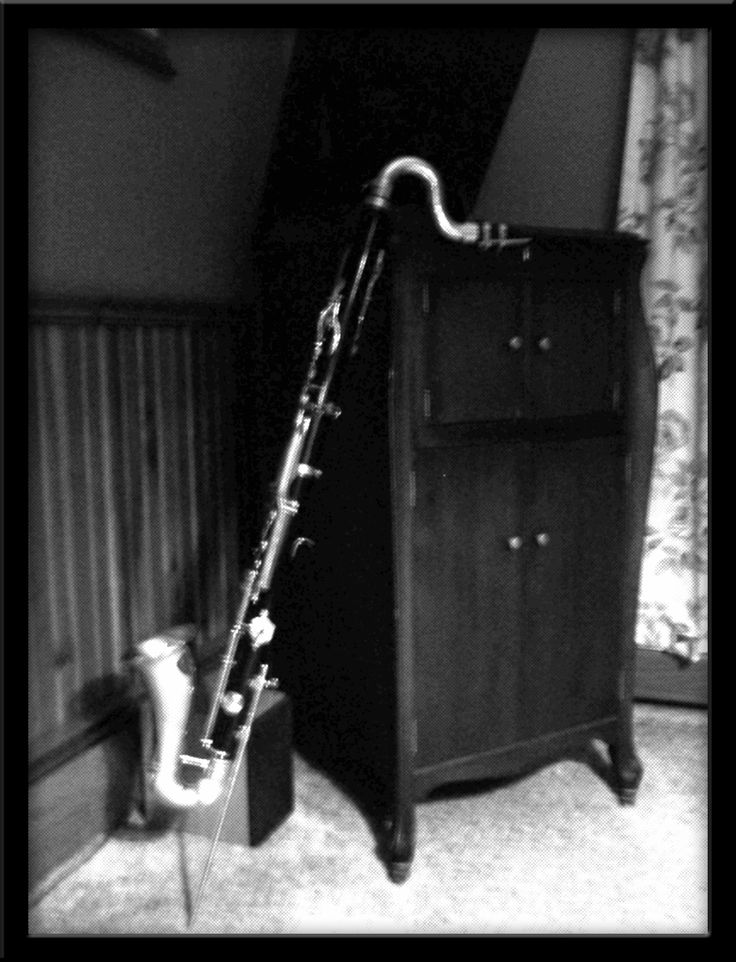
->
left=386, top=800, right=415, bottom=884
left=608, top=741, right=644, bottom=806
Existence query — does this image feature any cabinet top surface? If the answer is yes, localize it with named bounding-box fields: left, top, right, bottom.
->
left=389, top=207, right=647, bottom=254
left=257, top=206, right=647, bottom=265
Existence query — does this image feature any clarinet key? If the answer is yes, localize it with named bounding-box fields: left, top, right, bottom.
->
left=297, top=463, right=323, bottom=480
left=290, top=536, right=315, bottom=560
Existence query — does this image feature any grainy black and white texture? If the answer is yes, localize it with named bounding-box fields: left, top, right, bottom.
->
left=27, top=26, right=707, bottom=938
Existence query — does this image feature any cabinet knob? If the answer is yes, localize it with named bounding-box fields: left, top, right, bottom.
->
left=534, top=532, right=550, bottom=547
left=537, top=336, right=552, bottom=352
left=506, top=535, right=524, bottom=551
left=507, top=335, right=523, bottom=351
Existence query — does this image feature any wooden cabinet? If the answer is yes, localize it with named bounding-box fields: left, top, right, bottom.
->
left=255, top=211, right=656, bottom=882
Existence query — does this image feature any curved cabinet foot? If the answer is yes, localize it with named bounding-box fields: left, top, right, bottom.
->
left=385, top=800, right=415, bottom=884
left=608, top=742, right=644, bottom=806
left=388, top=860, right=412, bottom=884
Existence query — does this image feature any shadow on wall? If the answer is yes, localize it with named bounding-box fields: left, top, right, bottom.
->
left=71, top=673, right=143, bottom=819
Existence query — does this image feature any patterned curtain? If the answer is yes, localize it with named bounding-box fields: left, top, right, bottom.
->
left=617, top=29, right=708, bottom=663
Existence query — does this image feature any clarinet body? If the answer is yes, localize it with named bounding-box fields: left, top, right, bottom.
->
left=135, top=156, right=530, bottom=814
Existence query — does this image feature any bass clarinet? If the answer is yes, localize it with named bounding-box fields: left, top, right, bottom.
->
left=134, top=156, right=530, bottom=920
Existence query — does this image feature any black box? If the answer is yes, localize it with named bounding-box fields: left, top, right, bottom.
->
left=183, top=687, right=294, bottom=846
left=140, top=667, right=294, bottom=847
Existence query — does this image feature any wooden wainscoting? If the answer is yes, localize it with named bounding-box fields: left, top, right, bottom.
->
left=28, top=297, right=249, bottom=894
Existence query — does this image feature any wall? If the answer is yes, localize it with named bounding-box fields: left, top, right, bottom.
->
left=28, top=28, right=296, bottom=304
left=28, top=28, right=633, bottom=299
left=474, top=28, right=634, bottom=231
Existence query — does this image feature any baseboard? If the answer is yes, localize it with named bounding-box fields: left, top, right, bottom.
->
left=28, top=711, right=141, bottom=896
left=635, top=647, right=708, bottom=707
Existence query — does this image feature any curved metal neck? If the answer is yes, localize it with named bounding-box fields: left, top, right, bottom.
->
left=366, top=155, right=530, bottom=251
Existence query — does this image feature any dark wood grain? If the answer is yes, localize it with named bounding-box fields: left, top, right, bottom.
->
left=412, top=443, right=525, bottom=764
left=427, top=276, right=525, bottom=423
left=529, top=279, right=621, bottom=419
left=521, top=438, right=624, bottom=739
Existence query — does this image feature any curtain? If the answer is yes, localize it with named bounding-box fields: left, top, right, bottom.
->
left=616, top=28, right=708, bottom=664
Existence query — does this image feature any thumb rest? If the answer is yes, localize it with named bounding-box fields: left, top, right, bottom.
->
left=133, top=155, right=531, bottom=918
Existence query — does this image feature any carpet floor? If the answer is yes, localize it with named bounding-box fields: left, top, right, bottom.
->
left=28, top=703, right=708, bottom=936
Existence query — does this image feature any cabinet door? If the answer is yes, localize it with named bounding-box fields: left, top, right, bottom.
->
left=425, top=274, right=525, bottom=424
left=529, top=279, right=621, bottom=419
left=422, top=271, right=623, bottom=428
left=519, top=437, right=625, bottom=740
left=411, top=442, right=526, bottom=767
